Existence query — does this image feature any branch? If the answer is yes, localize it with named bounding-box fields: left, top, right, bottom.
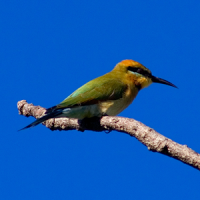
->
left=17, top=100, right=200, bottom=170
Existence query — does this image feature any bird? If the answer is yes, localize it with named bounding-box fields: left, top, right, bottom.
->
left=19, top=59, right=177, bottom=131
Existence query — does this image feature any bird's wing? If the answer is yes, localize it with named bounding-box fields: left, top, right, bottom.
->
left=53, top=76, right=127, bottom=110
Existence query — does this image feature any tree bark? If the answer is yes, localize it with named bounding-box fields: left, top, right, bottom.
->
left=17, top=100, right=200, bottom=170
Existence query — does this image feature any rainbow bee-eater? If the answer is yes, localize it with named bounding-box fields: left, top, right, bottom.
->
left=19, top=59, right=177, bottom=131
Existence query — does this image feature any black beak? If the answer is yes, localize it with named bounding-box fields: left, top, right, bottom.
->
left=151, top=75, right=177, bottom=88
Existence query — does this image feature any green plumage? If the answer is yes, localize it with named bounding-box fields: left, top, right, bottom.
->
left=56, top=72, right=128, bottom=109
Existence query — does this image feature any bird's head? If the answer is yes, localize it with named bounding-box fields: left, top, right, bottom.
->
left=113, top=59, right=177, bottom=90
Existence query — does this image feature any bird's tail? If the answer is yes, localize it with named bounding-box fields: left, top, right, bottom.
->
left=18, top=109, right=62, bottom=131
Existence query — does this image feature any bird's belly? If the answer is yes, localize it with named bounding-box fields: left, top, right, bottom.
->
left=61, top=104, right=102, bottom=119
left=99, top=97, right=134, bottom=116
left=60, top=91, right=136, bottom=119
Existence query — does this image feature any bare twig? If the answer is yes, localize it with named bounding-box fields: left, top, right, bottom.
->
left=17, top=100, right=200, bottom=170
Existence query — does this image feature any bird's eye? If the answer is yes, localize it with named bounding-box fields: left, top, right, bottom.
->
left=138, top=68, right=147, bottom=75
left=137, top=68, right=142, bottom=73
left=128, top=66, right=151, bottom=77
left=127, top=66, right=139, bottom=73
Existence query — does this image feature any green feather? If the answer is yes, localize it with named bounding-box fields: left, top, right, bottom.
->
left=56, top=73, right=128, bottom=109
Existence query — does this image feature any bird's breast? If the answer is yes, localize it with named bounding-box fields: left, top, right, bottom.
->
left=99, top=85, right=138, bottom=116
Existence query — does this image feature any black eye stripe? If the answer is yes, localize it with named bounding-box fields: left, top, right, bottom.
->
left=137, top=68, right=143, bottom=73
left=127, top=66, right=151, bottom=77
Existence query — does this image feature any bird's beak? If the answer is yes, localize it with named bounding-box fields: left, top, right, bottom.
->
left=151, top=75, right=177, bottom=88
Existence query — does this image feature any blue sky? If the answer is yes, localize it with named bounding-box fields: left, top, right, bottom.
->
left=1, top=0, right=200, bottom=199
